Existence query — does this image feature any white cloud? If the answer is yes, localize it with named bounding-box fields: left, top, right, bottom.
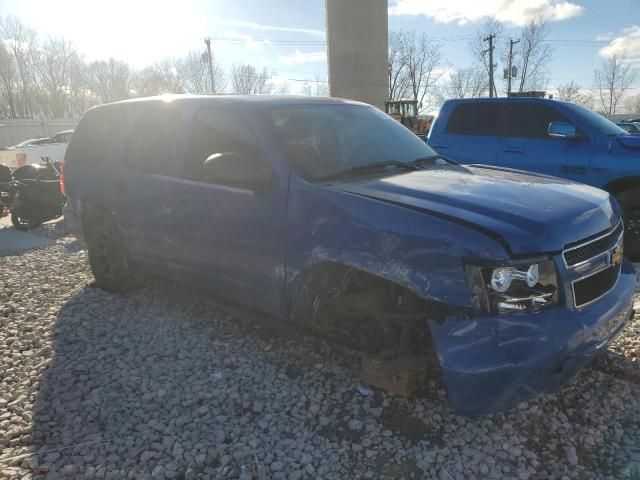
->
left=388, top=0, right=583, bottom=26
left=213, top=18, right=325, bottom=38
left=277, top=49, right=327, bottom=65
left=599, top=25, right=640, bottom=63
left=595, top=32, right=614, bottom=42
left=218, top=31, right=272, bottom=51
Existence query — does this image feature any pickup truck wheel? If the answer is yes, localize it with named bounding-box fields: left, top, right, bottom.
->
left=616, top=190, right=640, bottom=261
left=85, top=211, right=137, bottom=293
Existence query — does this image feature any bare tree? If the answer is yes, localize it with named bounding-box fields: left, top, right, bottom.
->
left=594, top=53, right=638, bottom=115
left=556, top=81, right=593, bottom=108
left=515, top=12, right=554, bottom=92
left=0, top=16, right=38, bottom=117
left=179, top=50, right=225, bottom=94
left=302, top=73, right=328, bottom=96
left=626, top=93, right=640, bottom=116
left=388, top=31, right=409, bottom=101
left=401, top=32, right=445, bottom=111
left=275, top=80, right=291, bottom=95
left=86, top=58, right=131, bottom=103
left=67, top=53, right=99, bottom=117
left=434, top=67, right=488, bottom=105
left=0, top=41, right=18, bottom=118
left=36, top=37, right=74, bottom=117
left=231, top=65, right=273, bottom=94
left=150, top=57, right=184, bottom=94
left=469, top=19, right=504, bottom=97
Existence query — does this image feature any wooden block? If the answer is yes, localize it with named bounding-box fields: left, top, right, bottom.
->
left=359, top=353, right=430, bottom=397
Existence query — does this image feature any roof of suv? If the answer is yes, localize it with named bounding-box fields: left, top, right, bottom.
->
left=97, top=94, right=368, bottom=109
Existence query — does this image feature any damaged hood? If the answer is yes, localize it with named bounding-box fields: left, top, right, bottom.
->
left=334, top=165, right=619, bottom=255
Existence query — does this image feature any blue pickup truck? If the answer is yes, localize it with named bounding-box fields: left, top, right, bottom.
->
left=63, top=96, right=634, bottom=415
left=428, top=97, right=640, bottom=259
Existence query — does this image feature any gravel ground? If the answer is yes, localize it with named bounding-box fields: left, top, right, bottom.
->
left=1, top=230, right=640, bottom=479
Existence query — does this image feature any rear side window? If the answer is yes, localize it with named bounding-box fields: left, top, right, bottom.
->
left=445, top=103, right=506, bottom=136
left=65, top=107, right=119, bottom=164
left=182, top=107, right=262, bottom=181
left=507, top=103, right=570, bottom=139
left=123, top=104, right=180, bottom=176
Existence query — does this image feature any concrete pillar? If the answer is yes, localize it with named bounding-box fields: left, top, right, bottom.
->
left=326, top=0, right=389, bottom=110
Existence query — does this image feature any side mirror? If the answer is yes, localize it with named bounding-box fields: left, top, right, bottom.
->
left=548, top=122, right=577, bottom=139
left=202, top=152, right=271, bottom=191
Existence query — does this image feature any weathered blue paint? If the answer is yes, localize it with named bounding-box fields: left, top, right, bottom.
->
left=63, top=95, right=635, bottom=416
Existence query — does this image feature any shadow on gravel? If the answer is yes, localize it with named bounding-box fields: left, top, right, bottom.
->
left=30, top=279, right=432, bottom=479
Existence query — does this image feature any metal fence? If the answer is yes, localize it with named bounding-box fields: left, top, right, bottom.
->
left=0, top=119, right=78, bottom=148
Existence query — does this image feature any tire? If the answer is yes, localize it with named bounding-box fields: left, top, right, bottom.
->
left=616, top=190, right=640, bottom=262
left=11, top=212, right=43, bottom=230
left=85, top=210, right=137, bottom=293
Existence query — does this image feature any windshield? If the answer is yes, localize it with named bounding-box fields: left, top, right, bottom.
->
left=263, top=103, right=437, bottom=181
left=565, top=103, right=628, bottom=136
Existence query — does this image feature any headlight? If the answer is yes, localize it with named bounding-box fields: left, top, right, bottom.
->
left=467, top=260, right=558, bottom=315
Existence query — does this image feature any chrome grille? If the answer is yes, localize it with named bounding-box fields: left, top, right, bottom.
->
left=564, top=222, right=624, bottom=308
left=564, top=222, right=623, bottom=267
left=572, top=265, right=621, bottom=308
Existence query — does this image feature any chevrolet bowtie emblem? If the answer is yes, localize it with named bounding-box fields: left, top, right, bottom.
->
left=611, top=238, right=623, bottom=267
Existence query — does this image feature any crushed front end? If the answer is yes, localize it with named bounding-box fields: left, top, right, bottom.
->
left=429, top=222, right=635, bottom=416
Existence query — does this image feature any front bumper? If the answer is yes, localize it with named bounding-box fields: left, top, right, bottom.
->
left=429, top=259, right=636, bottom=416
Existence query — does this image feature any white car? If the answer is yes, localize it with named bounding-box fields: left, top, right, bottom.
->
left=0, top=129, right=73, bottom=168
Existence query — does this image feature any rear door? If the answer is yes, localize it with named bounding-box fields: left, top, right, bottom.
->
left=429, top=102, right=506, bottom=165
left=114, top=102, right=184, bottom=268
left=496, top=102, right=593, bottom=183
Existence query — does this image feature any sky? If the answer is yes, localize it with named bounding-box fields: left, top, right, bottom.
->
left=0, top=0, right=639, bottom=97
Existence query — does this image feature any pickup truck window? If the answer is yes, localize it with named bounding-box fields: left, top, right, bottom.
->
left=507, top=103, right=571, bottom=139
left=564, top=103, right=628, bottom=136
left=445, top=103, right=507, bottom=136
left=182, top=107, right=264, bottom=182
left=264, top=103, right=436, bottom=181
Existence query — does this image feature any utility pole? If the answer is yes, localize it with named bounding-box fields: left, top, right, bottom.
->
left=204, top=38, right=215, bottom=94
left=507, top=38, right=520, bottom=96
left=484, top=34, right=496, bottom=97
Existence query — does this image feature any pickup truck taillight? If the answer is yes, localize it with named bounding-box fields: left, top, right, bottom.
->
left=59, top=160, right=66, bottom=196
left=16, top=153, right=26, bottom=166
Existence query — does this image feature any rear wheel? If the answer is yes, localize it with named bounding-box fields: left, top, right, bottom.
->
left=11, top=212, right=42, bottom=231
left=85, top=209, right=137, bottom=292
left=616, top=190, right=640, bottom=262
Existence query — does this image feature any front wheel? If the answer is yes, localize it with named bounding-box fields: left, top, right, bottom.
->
left=616, top=190, right=640, bottom=262
left=85, top=210, right=138, bottom=293
left=11, top=212, right=42, bottom=231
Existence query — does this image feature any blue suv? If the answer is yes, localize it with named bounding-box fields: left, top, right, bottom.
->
left=63, top=96, right=634, bottom=415
left=428, top=97, right=640, bottom=259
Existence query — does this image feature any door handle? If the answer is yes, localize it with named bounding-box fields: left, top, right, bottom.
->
left=177, top=198, right=193, bottom=209
left=431, top=143, right=450, bottom=149
left=116, top=179, right=128, bottom=195
left=503, top=147, right=524, bottom=153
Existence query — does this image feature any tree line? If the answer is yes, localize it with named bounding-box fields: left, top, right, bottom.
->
left=0, top=14, right=638, bottom=120
left=389, top=14, right=639, bottom=116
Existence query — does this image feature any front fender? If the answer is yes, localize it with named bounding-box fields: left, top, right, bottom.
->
left=286, top=177, right=510, bottom=311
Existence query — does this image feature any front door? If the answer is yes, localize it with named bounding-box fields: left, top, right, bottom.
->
left=496, top=103, right=593, bottom=183
left=164, top=105, right=288, bottom=316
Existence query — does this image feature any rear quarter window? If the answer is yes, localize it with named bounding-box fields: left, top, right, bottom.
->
left=65, top=107, right=120, bottom=165
left=445, top=103, right=507, bottom=136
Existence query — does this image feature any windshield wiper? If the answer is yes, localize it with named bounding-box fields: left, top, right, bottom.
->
left=320, top=160, right=421, bottom=181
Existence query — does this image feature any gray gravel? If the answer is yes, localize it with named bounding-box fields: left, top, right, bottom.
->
left=1, top=231, right=640, bottom=479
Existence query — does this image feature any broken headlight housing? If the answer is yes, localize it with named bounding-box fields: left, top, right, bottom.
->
left=466, top=259, right=559, bottom=315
